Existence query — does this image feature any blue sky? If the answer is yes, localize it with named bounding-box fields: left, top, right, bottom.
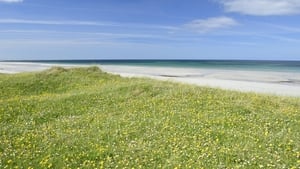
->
left=0, top=0, right=300, bottom=60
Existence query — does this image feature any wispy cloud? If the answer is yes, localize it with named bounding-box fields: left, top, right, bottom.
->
left=0, top=29, right=164, bottom=39
left=0, top=17, right=242, bottom=46
left=0, top=19, right=178, bottom=31
left=0, top=19, right=118, bottom=26
left=219, top=0, right=300, bottom=16
left=0, top=39, right=115, bottom=45
left=257, top=34, right=300, bottom=43
left=183, top=16, right=238, bottom=33
left=270, top=24, right=300, bottom=33
left=0, top=0, right=23, bottom=3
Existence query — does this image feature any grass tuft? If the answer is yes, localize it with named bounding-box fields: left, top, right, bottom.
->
left=0, top=67, right=299, bottom=168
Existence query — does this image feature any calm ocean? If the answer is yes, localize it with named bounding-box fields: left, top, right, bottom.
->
left=21, top=60, right=300, bottom=73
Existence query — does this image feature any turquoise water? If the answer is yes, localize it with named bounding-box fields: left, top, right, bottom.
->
left=13, top=60, right=300, bottom=73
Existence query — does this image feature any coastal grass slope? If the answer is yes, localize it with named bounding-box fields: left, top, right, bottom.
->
left=0, top=67, right=299, bottom=168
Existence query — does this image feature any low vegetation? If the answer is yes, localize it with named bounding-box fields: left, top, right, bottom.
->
left=0, top=67, right=299, bottom=168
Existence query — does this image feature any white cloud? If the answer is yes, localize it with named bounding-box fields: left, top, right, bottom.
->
left=184, top=16, right=238, bottom=33
left=0, top=0, right=23, bottom=3
left=220, top=0, right=300, bottom=16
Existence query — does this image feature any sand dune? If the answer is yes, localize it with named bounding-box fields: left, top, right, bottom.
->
left=1, top=62, right=300, bottom=97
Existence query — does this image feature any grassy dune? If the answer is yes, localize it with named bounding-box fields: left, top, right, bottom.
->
left=0, top=67, right=299, bottom=168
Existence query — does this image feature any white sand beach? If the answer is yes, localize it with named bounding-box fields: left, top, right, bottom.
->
left=1, top=62, right=300, bottom=97
left=0, top=62, right=81, bottom=74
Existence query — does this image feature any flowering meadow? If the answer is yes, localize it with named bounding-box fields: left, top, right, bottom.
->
left=0, top=67, right=299, bottom=168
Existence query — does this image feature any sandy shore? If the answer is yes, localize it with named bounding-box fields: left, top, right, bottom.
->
left=1, top=62, right=300, bottom=97
left=0, top=62, right=82, bottom=74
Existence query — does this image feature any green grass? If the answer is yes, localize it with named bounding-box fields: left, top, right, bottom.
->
left=0, top=66, right=299, bottom=169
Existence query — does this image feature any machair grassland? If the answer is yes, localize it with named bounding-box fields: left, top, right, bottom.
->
left=0, top=67, right=299, bottom=168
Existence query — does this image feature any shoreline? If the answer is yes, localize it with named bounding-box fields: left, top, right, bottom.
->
left=1, top=62, right=300, bottom=97
left=100, top=65, right=300, bottom=97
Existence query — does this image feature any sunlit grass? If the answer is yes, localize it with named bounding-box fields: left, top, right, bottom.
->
left=0, top=67, right=299, bottom=168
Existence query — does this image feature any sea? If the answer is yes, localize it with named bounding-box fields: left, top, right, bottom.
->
left=12, top=60, right=300, bottom=73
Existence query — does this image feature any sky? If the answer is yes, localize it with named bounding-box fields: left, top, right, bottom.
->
left=0, top=0, right=300, bottom=60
